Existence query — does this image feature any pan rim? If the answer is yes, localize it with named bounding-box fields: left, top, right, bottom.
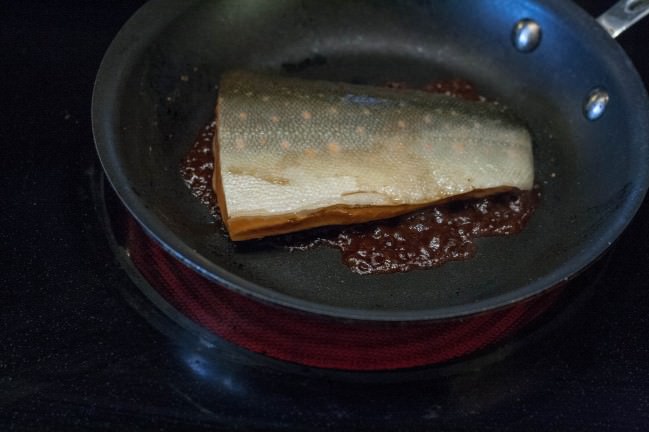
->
left=92, top=0, right=649, bottom=322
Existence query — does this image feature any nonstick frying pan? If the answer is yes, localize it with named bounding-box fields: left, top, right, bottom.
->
left=93, top=0, right=649, bottom=321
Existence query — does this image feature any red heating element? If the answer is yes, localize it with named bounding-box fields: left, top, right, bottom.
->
left=127, top=217, right=562, bottom=371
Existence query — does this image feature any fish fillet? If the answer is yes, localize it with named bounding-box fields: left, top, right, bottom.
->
left=213, top=70, right=533, bottom=241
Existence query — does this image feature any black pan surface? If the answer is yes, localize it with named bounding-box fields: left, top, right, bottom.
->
left=93, top=0, right=649, bottom=321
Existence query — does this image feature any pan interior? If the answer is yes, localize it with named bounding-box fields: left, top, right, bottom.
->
left=94, top=0, right=649, bottom=320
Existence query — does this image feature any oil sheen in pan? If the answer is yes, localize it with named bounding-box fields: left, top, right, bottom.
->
left=180, top=79, right=539, bottom=275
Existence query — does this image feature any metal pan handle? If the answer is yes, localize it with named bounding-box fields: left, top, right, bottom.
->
left=597, top=0, right=649, bottom=38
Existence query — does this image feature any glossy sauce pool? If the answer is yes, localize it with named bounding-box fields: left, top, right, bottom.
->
left=181, top=79, right=539, bottom=275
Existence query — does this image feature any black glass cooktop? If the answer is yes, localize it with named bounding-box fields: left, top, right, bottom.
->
left=3, top=1, right=649, bottom=430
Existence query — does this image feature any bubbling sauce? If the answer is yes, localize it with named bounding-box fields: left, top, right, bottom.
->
left=280, top=191, right=537, bottom=275
left=181, top=79, right=538, bottom=275
left=180, top=121, right=222, bottom=222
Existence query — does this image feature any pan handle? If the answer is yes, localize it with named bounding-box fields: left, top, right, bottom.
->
left=597, top=0, right=649, bottom=38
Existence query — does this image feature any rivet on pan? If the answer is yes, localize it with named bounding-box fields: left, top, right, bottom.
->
left=512, top=19, right=542, bottom=53
left=583, top=88, right=610, bottom=121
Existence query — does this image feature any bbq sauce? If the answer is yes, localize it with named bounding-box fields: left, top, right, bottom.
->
left=180, top=79, right=538, bottom=275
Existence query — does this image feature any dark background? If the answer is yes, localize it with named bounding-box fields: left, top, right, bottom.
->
left=2, top=1, right=649, bottom=430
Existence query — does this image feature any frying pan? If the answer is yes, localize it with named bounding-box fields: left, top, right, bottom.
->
left=93, top=0, right=649, bottom=322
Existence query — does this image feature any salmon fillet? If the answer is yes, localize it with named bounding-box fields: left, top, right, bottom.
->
left=213, top=70, right=533, bottom=241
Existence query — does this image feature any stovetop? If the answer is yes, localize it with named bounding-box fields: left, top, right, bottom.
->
left=3, top=1, right=649, bottom=430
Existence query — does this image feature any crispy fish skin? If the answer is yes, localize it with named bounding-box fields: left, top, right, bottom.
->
left=214, top=70, right=533, bottom=241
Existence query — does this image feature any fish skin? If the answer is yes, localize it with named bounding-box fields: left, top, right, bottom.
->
left=215, top=70, right=533, bottom=239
